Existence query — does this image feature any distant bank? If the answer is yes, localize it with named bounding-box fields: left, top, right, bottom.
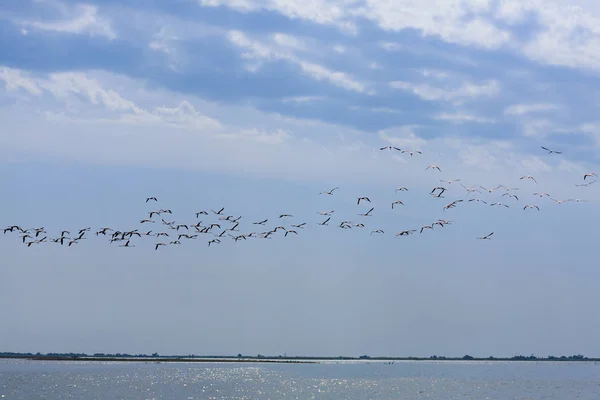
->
left=1, top=353, right=598, bottom=363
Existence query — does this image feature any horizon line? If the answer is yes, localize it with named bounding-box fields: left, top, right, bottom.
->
left=1, top=352, right=597, bottom=362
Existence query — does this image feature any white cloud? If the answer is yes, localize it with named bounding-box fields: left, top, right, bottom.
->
left=495, top=1, right=600, bottom=73
left=272, top=33, right=306, bottom=51
left=380, top=42, right=403, bottom=52
left=333, top=45, right=346, bottom=54
left=228, top=30, right=281, bottom=62
left=515, top=1, right=600, bottom=72
left=558, top=159, right=586, bottom=174
left=578, top=122, right=600, bottom=144
left=495, top=0, right=534, bottom=24
left=200, top=0, right=600, bottom=75
left=147, top=27, right=186, bottom=71
left=434, top=112, right=495, bottom=124
left=153, top=101, right=222, bottom=130
left=42, top=72, right=143, bottom=114
left=200, top=0, right=359, bottom=34
left=281, top=96, right=326, bottom=103
left=504, top=103, right=560, bottom=116
left=390, top=79, right=500, bottom=104
left=202, top=0, right=511, bottom=49
left=0, top=68, right=226, bottom=134
left=227, top=30, right=370, bottom=94
left=228, top=128, right=291, bottom=145
left=199, top=0, right=258, bottom=11
left=21, top=3, right=116, bottom=39
left=149, top=28, right=178, bottom=55
left=444, top=137, right=544, bottom=175
left=371, top=107, right=401, bottom=114
left=297, top=61, right=370, bottom=94
left=149, top=41, right=170, bottom=54
left=0, top=67, right=43, bottom=96
left=519, top=156, right=552, bottom=173
left=378, top=126, right=427, bottom=150
left=421, top=69, right=450, bottom=80
left=458, top=144, right=498, bottom=170
left=0, top=66, right=593, bottom=196
left=521, top=119, right=558, bottom=138
left=359, top=1, right=511, bottom=49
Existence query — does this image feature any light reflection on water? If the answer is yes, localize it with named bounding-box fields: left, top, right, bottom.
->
left=1, top=359, right=599, bottom=399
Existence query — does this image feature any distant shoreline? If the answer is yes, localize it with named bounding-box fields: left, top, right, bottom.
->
left=1, top=354, right=598, bottom=363
left=3, top=356, right=315, bottom=364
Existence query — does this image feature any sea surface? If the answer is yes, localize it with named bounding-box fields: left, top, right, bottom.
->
left=1, top=358, right=599, bottom=399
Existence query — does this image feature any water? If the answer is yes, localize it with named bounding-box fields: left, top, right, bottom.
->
left=1, top=359, right=599, bottom=399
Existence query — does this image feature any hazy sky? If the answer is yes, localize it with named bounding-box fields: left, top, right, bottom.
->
left=2, top=0, right=600, bottom=358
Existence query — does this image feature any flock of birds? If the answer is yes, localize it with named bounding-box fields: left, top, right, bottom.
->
left=2, top=146, right=597, bottom=251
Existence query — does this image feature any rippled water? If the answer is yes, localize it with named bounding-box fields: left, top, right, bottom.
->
left=1, top=359, right=599, bottom=399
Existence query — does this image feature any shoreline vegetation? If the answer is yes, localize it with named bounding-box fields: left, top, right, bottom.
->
left=0, top=352, right=597, bottom=363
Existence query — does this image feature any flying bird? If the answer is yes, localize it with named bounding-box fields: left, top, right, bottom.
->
left=461, top=184, right=482, bottom=195
left=443, top=199, right=463, bottom=211
left=380, top=146, right=402, bottom=151
left=550, top=198, right=571, bottom=205
left=541, top=146, right=562, bottom=154
left=359, top=207, right=374, bottom=216
left=420, top=225, right=433, bottom=233
left=479, top=185, right=501, bottom=193
left=520, top=175, right=537, bottom=183
left=357, top=197, right=371, bottom=205
left=501, top=193, right=519, bottom=201
left=477, top=232, right=494, bottom=240
left=146, top=197, right=158, bottom=203
left=426, top=165, right=441, bottom=171
left=576, top=180, right=596, bottom=187
left=430, top=187, right=446, bottom=196
left=468, top=198, right=488, bottom=204
left=392, top=200, right=404, bottom=208
left=320, top=187, right=339, bottom=195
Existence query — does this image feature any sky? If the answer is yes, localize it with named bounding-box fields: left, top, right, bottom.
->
left=2, top=0, right=600, bottom=359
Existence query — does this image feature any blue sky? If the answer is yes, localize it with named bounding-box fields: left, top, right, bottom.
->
left=2, top=0, right=600, bottom=358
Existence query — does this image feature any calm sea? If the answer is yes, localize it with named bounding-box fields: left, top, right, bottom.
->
left=1, top=359, right=599, bottom=399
